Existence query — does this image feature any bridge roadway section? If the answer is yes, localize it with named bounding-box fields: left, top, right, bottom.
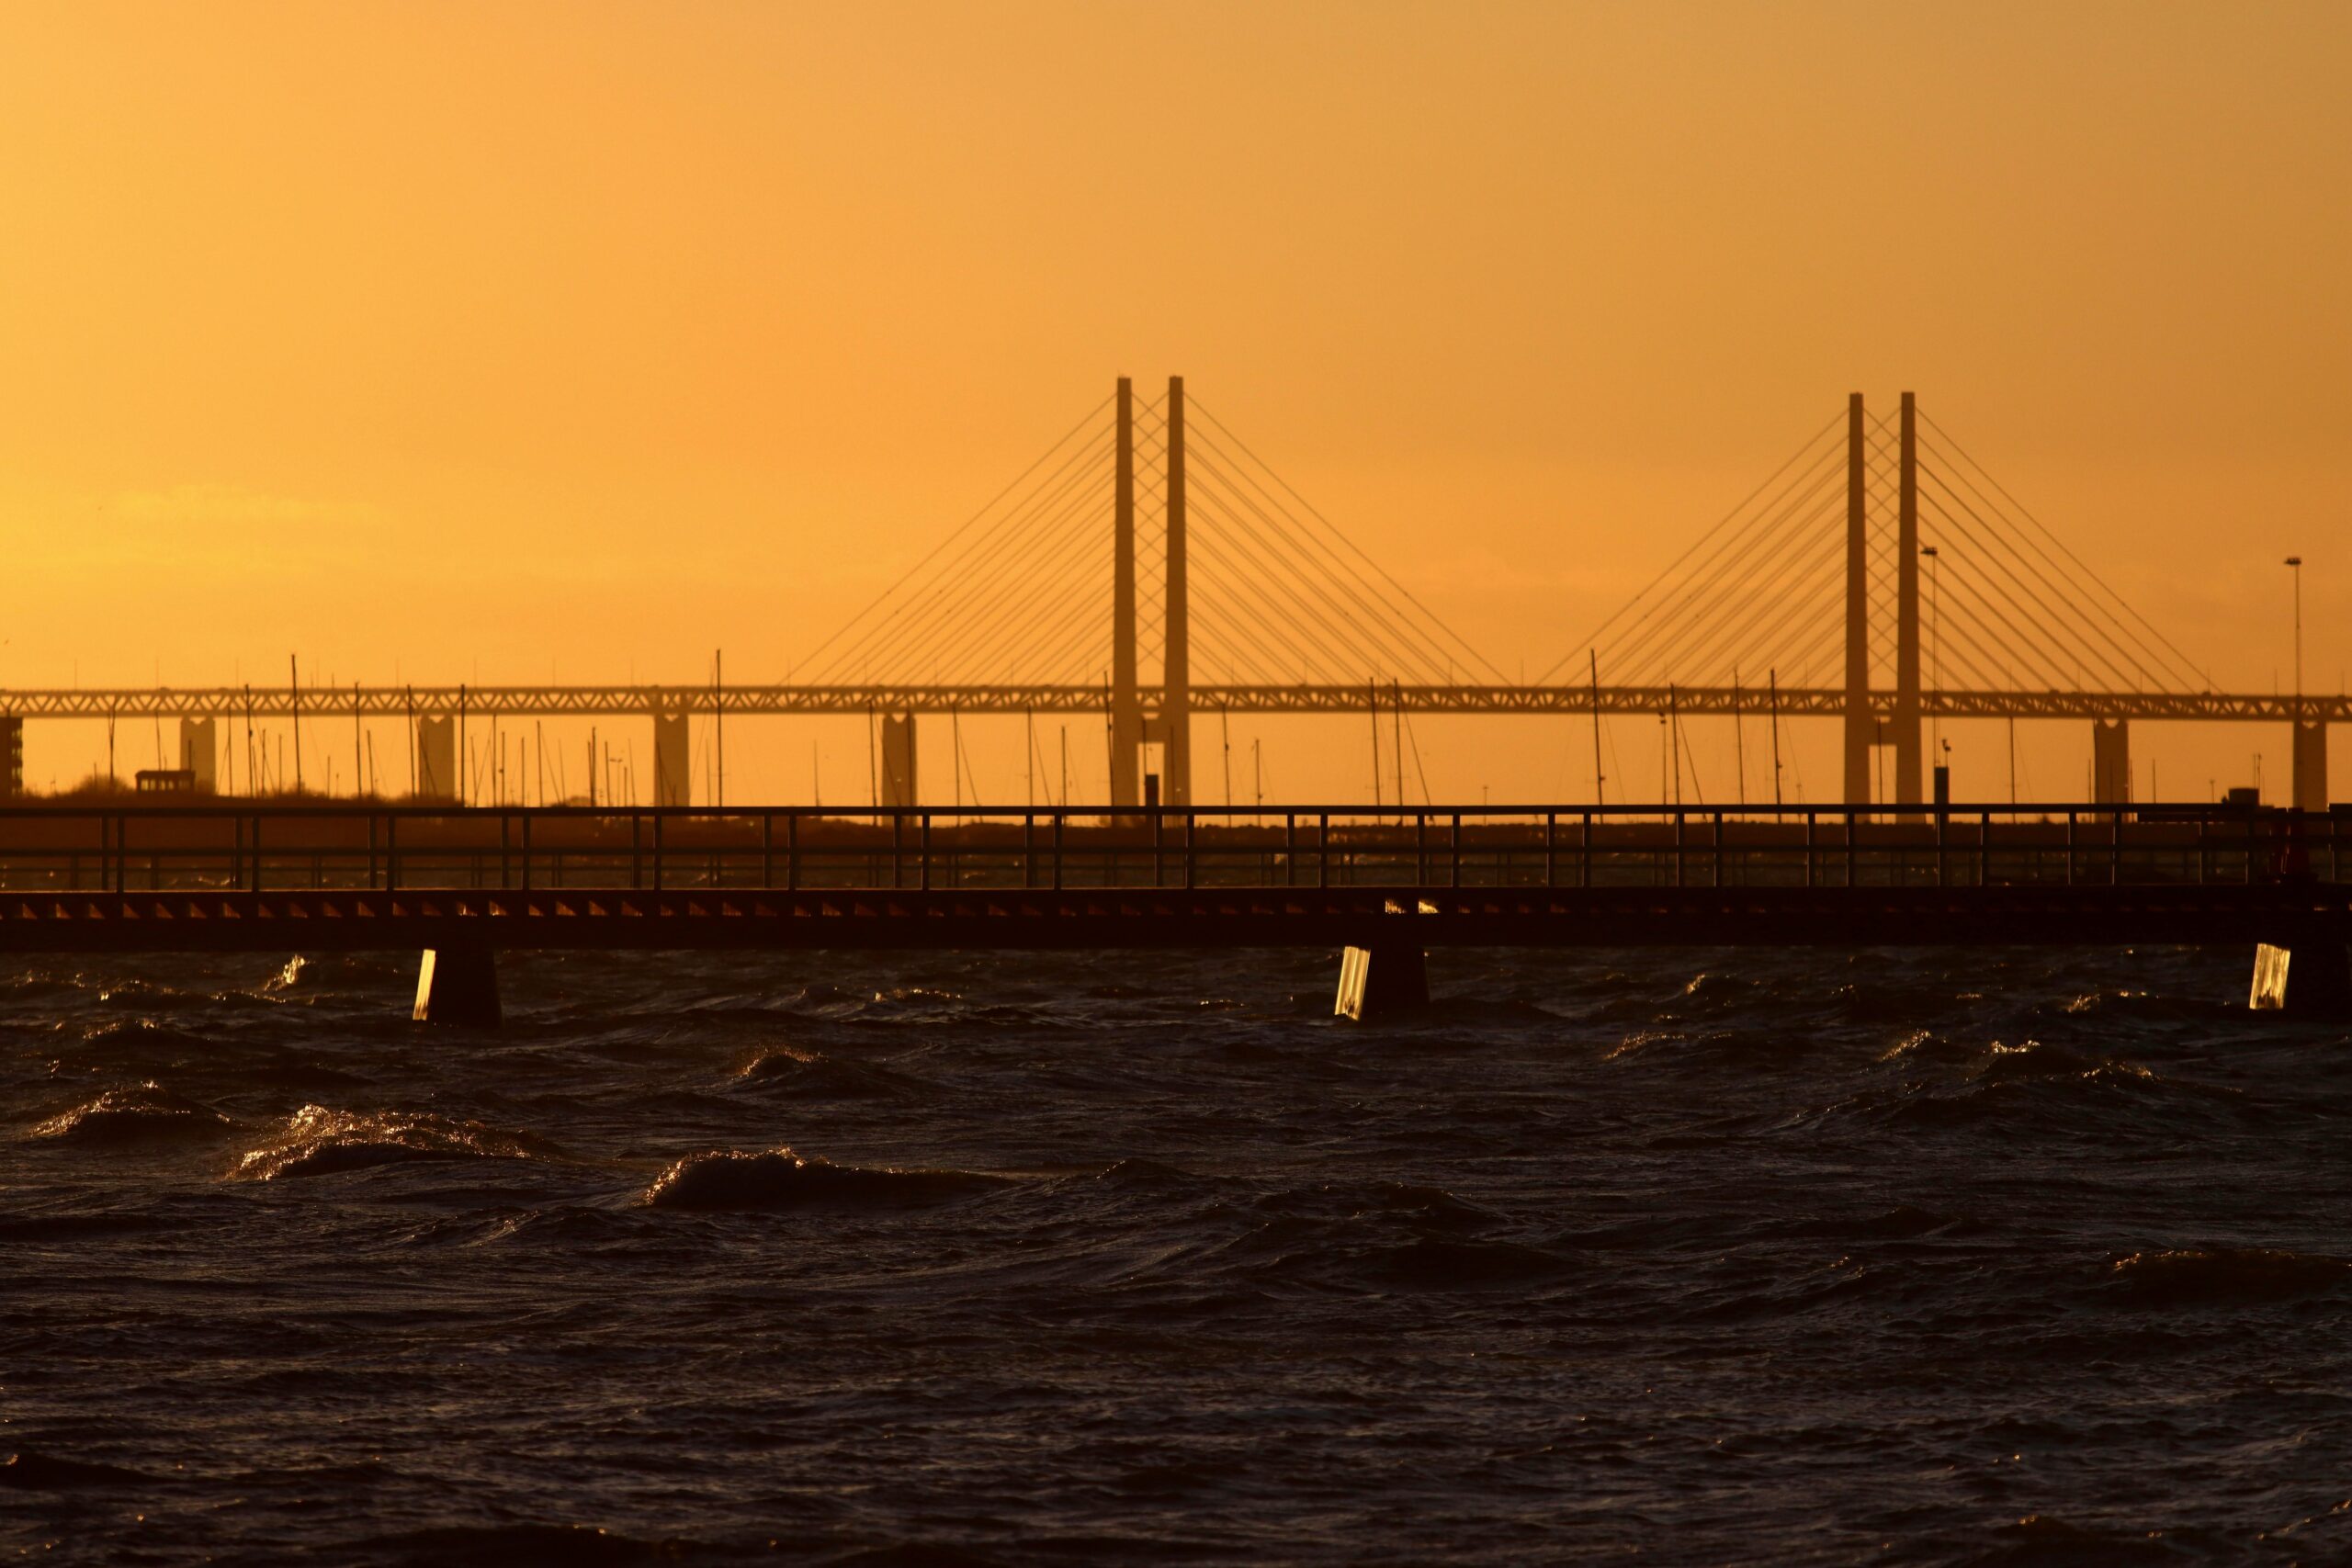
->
left=1, top=801, right=2347, bottom=1023
left=7, top=682, right=2348, bottom=721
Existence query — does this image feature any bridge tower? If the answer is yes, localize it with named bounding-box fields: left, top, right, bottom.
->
left=1143, top=376, right=1193, bottom=807
left=1110, top=378, right=1144, bottom=807
left=1894, top=392, right=1923, bottom=806
left=1843, top=393, right=1871, bottom=804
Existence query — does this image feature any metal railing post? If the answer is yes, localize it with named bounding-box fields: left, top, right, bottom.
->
left=1183, top=811, right=1195, bottom=890
left=1843, top=810, right=1858, bottom=888
left=920, top=813, right=932, bottom=892
left=1052, top=811, right=1064, bottom=891
left=631, top=813, right=642, bottom=890
left=1544, top=813, right=1556, bottom=888
left=2064, top=813, right=2076, bottom=886
left=2110, top=808, right=2123, bottom=886
left=1712, top=812, right=1724, bottom=887
left=786, top=813, right=800, bottom=891
left=519, top=814, right=531, bottom=891
left=385, top=814, right=398, bottom=892
left=1317, top=813, right=1329, bottom=888
left=1450, top=812, right=1462, bottom=887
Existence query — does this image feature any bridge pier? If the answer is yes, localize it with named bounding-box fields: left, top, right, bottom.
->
left=177, top=716, right=218, bottom=794
left=1334, top=942, right=1430, bottom=1022
left=413, top=945, right=502, bottom=1026
left=880, top=714, right=918, bottom=807
left=2250, top=929, right=2352, bottom=1019
left=2093, top=719, right=2131, bottom=804
left=652, top=702, right=690, bottom=807
left=415, top=715, right=457, bottom=801
left=2293, top=719, right=2328, bottom=811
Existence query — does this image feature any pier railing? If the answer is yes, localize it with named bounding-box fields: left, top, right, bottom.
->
left=0, top=803, right=2342, bottom=896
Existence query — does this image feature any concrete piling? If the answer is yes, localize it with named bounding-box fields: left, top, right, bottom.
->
left=413, top=946, right=502, bottom=1026
left=1334, top=942, right=1430, bottom=1022
left=2249, top=931, right=2352, bottom=1019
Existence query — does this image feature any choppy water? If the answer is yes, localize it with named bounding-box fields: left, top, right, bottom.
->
left=5, top=943, right=2350, bottom=1564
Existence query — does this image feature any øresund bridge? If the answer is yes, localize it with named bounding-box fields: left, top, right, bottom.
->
left=1, top=383, right=2345, bottom=1023
left=0, top=380, right=2336, bottom=810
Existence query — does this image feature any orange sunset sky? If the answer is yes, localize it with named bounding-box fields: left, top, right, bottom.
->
left=2, top=1, right=2346, bottom=805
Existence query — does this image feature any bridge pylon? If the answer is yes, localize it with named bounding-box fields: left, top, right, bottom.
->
left=1894, top=391, right=1923, bottom=807
left=1843, top=393, right=1872, bottom=804
left=1110, top=377, right=1143, bottom=808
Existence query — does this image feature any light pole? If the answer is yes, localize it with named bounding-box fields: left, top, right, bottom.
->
left=2286, top=556, right=2303, bottom=709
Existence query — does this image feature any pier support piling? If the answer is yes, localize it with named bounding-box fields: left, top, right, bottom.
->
left=2249, top=927, right=2352, bottom=1018
left=413, top=946, right=502, bottom=1026
left=1334, top=942, right=1430, bottom=1022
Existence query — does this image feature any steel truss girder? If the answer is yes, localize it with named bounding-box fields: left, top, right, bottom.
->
left=0, top=684, right=2343, bottom=723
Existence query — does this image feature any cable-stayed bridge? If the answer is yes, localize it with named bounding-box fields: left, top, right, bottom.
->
left=2, top=380, right=2335, bottom=808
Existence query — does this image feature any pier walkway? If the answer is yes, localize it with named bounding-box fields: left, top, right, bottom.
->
left=2, top=802, right=2346, bottom=1021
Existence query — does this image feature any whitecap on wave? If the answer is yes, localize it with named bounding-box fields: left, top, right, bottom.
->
left=641, top=1145, right=1007, bottom=1211
left=230, top=1105, right=564, bottom=1181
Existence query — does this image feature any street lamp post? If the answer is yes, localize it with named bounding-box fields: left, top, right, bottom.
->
left=2286, top=556, right=2303, bottom=709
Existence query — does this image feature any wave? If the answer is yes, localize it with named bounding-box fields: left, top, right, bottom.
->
left=231, top=1105, right=566, bottom=1181
left=736, top=1046, right=923, bottom=1099
left=641, top=1146, right=1010, bottom=1211
left=2106, top=1248, right=2351, bottom=1308
left=29, top=1082, right=235, bottom=1146
left=74, top=1017, right=219, bottom=1055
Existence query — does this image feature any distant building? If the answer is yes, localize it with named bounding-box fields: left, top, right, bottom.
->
left=135, top=768, right=198, bottom=794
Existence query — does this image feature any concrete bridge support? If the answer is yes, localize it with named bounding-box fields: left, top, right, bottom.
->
left=2293, top=720, right=2329, bottom=811
left=1334, top=942, right=1430, bottom=1022
left=177, top=716, right=218, bottom=793
left=415, top=716, right=457, bottom=801
left=413, top=946, right=501, bottom=1026
left=652, top=704, right=690, bottom=807
left=880, top=714, right=918, bottom=807
left=2092, top=719, right=2131, bottom=804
